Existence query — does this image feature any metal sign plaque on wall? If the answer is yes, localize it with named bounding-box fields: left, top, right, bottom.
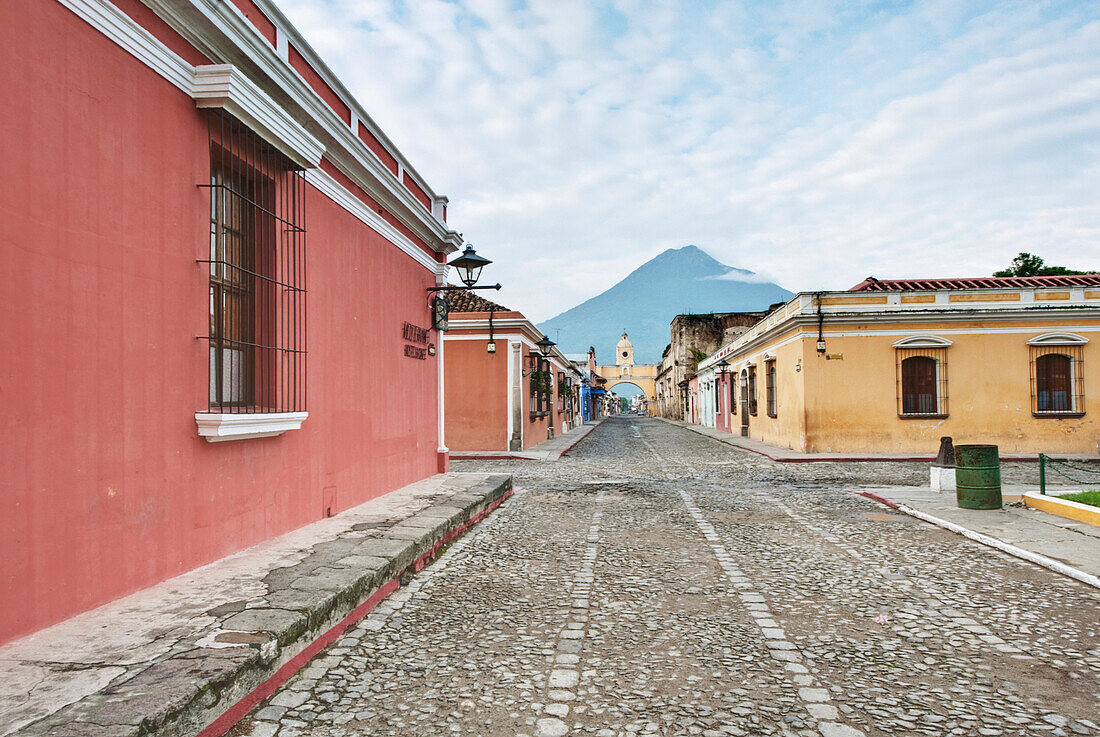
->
left=431, top=296, right=449, bottom=332
left=403, top=321, right=430, bottom=359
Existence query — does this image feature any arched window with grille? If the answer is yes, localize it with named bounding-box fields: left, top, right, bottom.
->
left=901, top=357, right=939, bottom=415
left=894, top=336, right=950, bottom=418
left=765, top=360, right=777, bottom=418
left=1028, top=333, right=1086, bottom=416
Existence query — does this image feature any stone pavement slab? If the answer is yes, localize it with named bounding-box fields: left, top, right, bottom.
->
left=0, top=472, right=512, bottom=737
left=852, top=484, right=1100, bottom=580
left=450, top=418, right=602, bottom=461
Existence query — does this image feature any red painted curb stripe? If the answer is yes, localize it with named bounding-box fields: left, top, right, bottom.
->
left=413, top=488, right=513, bottom=572
left=848, top=489, right=902, bottom=510
left=196, top=577, right=399, bottom=737
left=197, top=488, right=512, bottom=737
left=452, top=454, right=536, bottom=461
left=558, top=427, right=596, bottom=458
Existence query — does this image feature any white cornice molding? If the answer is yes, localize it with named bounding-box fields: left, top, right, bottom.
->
left=195, top=411, right=307, bottom=441
left=59, top=0, right=193, bottom=92
left=192, top=64, right=324, bottom=169
left=893, top=335, right=953, bottom=348
left=304, top=167, right=439, bottom=272
left=57, top=0, right=446, bottom=274
left=1027, top=332, right=1089, bottom=346
left=135, top=0, right=460, bottom=256
left=720, top=305, right=1100, bottom=364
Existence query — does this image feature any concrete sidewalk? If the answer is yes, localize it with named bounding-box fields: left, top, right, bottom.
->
left=0, top=472, right=512, bottom=737
left=659, top=417, right=1099, bottom=462
left=852, top=484, right=1100, bottom=583
left=450, top=418, right=603, bottom=461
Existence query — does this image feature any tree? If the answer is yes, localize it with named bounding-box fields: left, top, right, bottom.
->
left=994, top=252, right=1093, bottom=277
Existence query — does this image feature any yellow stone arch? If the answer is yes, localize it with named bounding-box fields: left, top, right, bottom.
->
left=595, top=364, right=657, bottom=415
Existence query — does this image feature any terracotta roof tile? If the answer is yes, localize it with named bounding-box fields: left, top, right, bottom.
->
left=849, top=274, right=1100, bottom=291
left=446, top=288, right=508, bottom=312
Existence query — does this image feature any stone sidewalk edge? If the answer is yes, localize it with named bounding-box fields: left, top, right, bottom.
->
left=1023, top=491, right=1100, bottom=528
left=22, top=474, right=514, bottom=737
left=851, top=490, right=1100, bottom=591
left=451, top=418, right=603, bottom=461
left=658, top=417, right=1047, bottom=463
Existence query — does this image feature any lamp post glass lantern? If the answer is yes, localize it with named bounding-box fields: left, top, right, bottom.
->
left=536, top=335, right=556, bottom=357
left=449, top=244, right=492, bottom=288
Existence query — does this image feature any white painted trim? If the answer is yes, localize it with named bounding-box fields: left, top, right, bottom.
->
left=436, top=270, right=448, bottom=456
left=195, top=411, right=307, bottom=441
left=275, top=26, right=289, bottom=60
left=304, top=167, right=439, bottom=272
left=135, top=0, right=461, bottom=255
left=1026, top=332, right=1089, bottom=346
left=703, top=325, right=1100, bottom=369
left=823, top=326, right=1100, bottom=339
left=889, top=502, right=1100, bottom=590
left=192, top=65, right=324, bottom=169
left=57, top=0, right=194, bottom=92
left=506, top=339, right=517, bottom=443
left=57, top=0, right=448, bottom=273
left=892, top=335, right=953, bottom=348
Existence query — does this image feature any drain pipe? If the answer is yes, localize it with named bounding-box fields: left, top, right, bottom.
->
left=815, top=292, right=826, bottom=354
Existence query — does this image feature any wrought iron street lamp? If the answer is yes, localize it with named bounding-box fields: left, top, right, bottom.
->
left=426, top=243, right=502, bottom=332
left=536, top=335, right=556, bottom=357
left=449, top=244, right=492, bottom=288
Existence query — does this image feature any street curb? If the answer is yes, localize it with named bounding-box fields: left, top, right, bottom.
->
left=452, top=419, right=603, bottom=462
left=851, top=490, right=1100, bottom=591
left=21, top=475, right=514, bottom=737
left=557, top=419, right=603, bottom=458
left=658, top=417, right=1044, bottom=463
left=1023, top=491, right=1100, bottom=528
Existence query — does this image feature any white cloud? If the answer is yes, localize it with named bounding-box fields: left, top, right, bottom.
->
left=278, top=0, right=1100, bottom=319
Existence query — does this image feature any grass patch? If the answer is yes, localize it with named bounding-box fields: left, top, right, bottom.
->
left=1057, top=490, right=1100, bottom=508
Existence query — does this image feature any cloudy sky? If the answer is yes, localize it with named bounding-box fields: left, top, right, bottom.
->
left=280, top=0, right=1100, bottom=322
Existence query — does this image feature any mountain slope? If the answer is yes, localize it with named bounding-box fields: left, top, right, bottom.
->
left=538, top=245, right=793, bottom=365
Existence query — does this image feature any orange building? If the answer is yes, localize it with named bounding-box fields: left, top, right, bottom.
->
left=443, top=292, right=584, bottom=452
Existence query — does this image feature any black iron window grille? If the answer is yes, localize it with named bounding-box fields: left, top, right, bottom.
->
left=897, top=348, right=948, bottom=417
left=748, top=366, right=758, bottom=416
left=200, top=110, right=306, bottom=414
left=765, top=360, right=777, bottom=418
left=528, top=355, right=552, bottom=417
left=1030, top=345, right=1084, bottom=416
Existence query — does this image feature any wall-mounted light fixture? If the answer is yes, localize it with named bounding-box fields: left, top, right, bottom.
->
left=426, top=244, right=502, bottom=333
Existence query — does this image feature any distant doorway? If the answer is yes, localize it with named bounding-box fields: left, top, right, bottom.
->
left=739, top=371, right=750, bottom=437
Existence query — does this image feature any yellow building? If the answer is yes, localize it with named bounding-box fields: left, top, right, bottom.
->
left=696, top=275, right=1100, bottom=455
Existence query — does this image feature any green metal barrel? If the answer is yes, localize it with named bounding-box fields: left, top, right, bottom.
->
left=955, top=444, right=1002, bottom=510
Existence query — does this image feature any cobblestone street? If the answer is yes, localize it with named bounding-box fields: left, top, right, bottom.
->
left=234, top=418, right=1100, bottom=737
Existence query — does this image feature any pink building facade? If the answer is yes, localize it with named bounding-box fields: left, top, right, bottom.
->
left=1, top=0, right=463, bottom=644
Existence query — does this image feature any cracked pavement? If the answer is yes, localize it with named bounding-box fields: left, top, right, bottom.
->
left=231, top=417, right=1100, bottom=737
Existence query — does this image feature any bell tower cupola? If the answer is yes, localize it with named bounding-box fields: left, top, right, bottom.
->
left=616, top=332, right=634, bottom=367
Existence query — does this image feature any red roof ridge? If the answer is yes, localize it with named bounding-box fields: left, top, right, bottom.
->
left=848, top=274, right=1100, bottom=291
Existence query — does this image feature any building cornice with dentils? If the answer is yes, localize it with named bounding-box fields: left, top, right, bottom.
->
left=138, top=0, right=461, bottom=257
